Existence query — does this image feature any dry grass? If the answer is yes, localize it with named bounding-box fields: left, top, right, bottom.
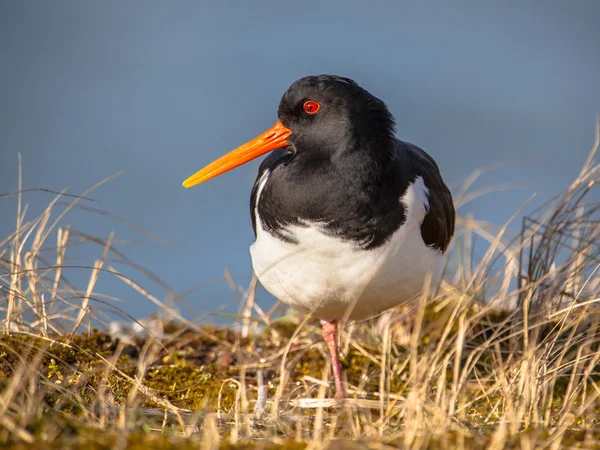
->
left=1, top=123, right=599, bottom=449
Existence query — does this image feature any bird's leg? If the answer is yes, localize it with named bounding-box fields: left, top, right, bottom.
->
left=321, top=320, right=347, bottom=399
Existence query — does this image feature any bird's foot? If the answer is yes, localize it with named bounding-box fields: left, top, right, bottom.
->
left=334, top=388, right=348, bottom=400
left=321, top=320, right=348, bottom=400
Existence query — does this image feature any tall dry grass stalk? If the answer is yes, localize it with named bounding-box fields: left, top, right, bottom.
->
left=1, top=122, right=599, bottom=448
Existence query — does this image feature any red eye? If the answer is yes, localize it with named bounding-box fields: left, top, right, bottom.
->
left=303, top=100, right=321, bottom=114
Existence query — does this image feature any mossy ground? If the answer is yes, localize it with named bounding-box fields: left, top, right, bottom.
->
left=1, top=302, right=599, bottom=449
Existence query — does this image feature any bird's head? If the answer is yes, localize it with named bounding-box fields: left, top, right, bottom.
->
left=182, top=75, right=395, bottom=188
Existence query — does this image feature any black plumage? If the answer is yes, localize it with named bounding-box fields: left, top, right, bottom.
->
left=250, top=75, right=454, bottom=252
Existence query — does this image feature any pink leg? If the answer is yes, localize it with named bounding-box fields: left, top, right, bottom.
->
left=321, top=320, right=347, bottom=399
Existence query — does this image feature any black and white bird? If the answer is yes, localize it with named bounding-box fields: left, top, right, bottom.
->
left=183, top=75, right=455, bottom=399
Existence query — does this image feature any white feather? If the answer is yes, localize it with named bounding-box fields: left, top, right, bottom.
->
left=250, top=175, right=444, bottom=321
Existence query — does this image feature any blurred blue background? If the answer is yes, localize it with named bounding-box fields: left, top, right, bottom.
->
left=1, top=1, right=599, bottom=324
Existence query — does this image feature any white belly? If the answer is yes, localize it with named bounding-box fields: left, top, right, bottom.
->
left=249, top=176, right=444, bottom=321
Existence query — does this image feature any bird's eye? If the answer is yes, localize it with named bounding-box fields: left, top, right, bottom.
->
left=303, top=100, right=321, bottom=115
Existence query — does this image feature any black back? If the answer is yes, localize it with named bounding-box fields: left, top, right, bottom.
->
left=251, top=140, right=454, bottom=252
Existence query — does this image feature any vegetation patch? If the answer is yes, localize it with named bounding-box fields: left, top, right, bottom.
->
left=1, top=132, right=599, bottom=448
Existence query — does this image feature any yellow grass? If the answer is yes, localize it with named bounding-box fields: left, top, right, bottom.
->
left=0, top=122, right=599, bottom=449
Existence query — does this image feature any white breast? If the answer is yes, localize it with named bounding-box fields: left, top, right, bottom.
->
left=249, top=173, right=445, bottom=322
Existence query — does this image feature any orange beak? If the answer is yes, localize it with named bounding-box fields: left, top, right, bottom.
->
left=182, top=120, right=292, bottom=188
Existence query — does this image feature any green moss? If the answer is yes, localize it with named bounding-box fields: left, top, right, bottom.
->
left=0, top=332, right=136, bottom=415
left=144, top=361, right=237, bottom=411
left=289, top=348, right=325, bottom=381
left=1, top=430, right=309, bottom=450
left=219, top=440, right=307, bottom=450
left=1, top=316, right=599, bottom=448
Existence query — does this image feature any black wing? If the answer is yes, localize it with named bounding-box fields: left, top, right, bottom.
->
left=401, top=141, right=455, bottom=253
left=249, top=148, right=293, bottom=237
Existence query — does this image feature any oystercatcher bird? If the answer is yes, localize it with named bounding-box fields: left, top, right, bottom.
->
left=183, top=75, right=455, bottom=399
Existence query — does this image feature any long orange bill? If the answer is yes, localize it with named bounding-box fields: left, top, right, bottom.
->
left=182, top=120, right=292, bottom=188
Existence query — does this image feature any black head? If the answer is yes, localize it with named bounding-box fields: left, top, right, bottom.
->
left=277, top=75, right=396, bottom=159
left=182, top=75, right=396, bottom=188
